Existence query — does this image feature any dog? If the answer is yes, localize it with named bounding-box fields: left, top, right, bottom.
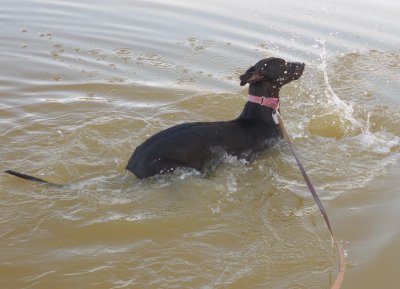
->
left=5, top=57, right=304, bottom=183
left=126, top=57, right=305, bottom=179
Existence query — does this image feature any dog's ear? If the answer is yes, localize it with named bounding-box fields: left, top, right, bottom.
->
left=239, top=68, right=264, bottom=86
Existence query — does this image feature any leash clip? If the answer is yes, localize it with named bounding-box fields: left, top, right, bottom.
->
left=272, top=110, right=280, bottom=125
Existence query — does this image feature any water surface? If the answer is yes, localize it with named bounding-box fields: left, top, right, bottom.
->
left=1, top=0, right=400, bottom=288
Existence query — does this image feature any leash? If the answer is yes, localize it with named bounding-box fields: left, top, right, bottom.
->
left=276, top=111, right=346, bottom=289
left=247, top=94, right=345, bottom=287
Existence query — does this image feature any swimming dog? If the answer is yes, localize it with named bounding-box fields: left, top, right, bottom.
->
left=126, top=57, right=305, bottom=179
left=5, top=57, right=304, bottom=182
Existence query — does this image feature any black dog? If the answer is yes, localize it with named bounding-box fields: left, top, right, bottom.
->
left=5, top=57, right=304, bottom=183
left=126, top=57, right=305, bottom=179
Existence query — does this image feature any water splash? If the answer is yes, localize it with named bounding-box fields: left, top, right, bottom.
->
left=316, top=39, right=361, bottom=128
left=359, top=113, right=400, bottom=154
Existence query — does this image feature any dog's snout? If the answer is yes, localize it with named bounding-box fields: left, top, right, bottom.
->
left=292, top=62, right=305, bottom=70
left=289, top=62, right=305, bottom=79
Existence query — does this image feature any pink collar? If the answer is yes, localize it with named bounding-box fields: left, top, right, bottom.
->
left=247, top=95, right=280, bottom=110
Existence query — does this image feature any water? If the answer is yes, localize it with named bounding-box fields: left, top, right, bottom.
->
left=1, top=0, right=400, bottom=288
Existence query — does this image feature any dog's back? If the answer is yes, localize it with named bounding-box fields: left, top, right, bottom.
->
left=126, top=118, right=280, bottom=179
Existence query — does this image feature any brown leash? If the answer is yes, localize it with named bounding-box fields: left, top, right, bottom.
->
left=277, top=112, right=346, bottom=289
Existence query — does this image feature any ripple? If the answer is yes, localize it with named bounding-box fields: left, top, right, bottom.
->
left=112, top=48, right=132, bottom=55
left=38, top=31, right=54, bottom=39
left=80, top=70, right=100, bottom=79
left=139, top=53, right=162, bottom=60
left=87, top=49, right=104, bottom=55
left=105, top=88, right=119, bottom=95
left=106, top=76, right=125, bottom=83
left=156, top=62, right=176, bottom=69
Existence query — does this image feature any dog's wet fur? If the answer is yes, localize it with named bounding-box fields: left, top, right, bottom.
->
left=5, top=57, right=305, bottom=182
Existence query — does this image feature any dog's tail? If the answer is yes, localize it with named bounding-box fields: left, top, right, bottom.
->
left=5, top=170, right=52, bottom=184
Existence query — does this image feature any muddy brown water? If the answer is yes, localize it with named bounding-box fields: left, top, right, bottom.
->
left=1, top=0, right=400, bottom=288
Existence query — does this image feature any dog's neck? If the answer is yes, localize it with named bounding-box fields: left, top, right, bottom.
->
left=248, top=81, right=280, bottom=99
left=237, top=81, right=280, bottom=124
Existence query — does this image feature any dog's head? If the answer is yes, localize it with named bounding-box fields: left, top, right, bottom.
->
left=240, top=57, right=305, bottom=86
